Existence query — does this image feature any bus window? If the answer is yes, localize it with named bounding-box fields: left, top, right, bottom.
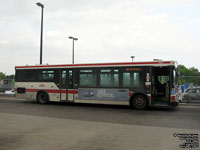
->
left=61, top=70, right=67, bottom=88
left=123, top=73, right=131, bottom=87
left=100, top=74, right=112, bottom=87
left=39, top=70, right=54, bottom=81
left=113, top=74, right=119, bottom=86
left=16, top=70, right=36, bottom=82
left=80, top=74, right=96, bottom=87
left=100, top=69, right=119, bottom=87
left=69, top=70, right=73, bottom=89
left=79, top=69, right=96, bottom=87
left=123, top=72, right=140, bottom=87
left=133, top=73, right=139, bottom=86
left=158, top=76, right=169, bottom=84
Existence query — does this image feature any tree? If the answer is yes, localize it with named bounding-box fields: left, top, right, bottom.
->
left=6, top=74, right=15, bottom=80
left=178, top=65, right=200, bottom=85
left=0, top=72, right=6, bottom=80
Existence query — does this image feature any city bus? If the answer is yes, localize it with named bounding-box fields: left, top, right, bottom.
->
left=15, top=60, right=179, bottom=109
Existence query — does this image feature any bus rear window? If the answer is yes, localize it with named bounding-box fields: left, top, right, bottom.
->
left=15, top=70, right=36, bottom=82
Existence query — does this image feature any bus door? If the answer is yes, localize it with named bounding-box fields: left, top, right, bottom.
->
left=61, top=69, right=74, bottom=101
left=151, top=67, right=170, bottom=105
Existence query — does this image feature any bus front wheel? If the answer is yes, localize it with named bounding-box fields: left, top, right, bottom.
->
left=132, top=95, right=147, bottom=110
left=37, top=92, right=49, bottom=104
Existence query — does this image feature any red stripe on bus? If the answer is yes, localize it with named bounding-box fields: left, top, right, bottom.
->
left=15, top=61, right=174, bottom=69
left=26, top=89, right=78, bottom=94
left=26, top=89, right=40, bottom=92
left=61, top=89, right=78, bottom=94
left=170, top=95, right=176, bottom=101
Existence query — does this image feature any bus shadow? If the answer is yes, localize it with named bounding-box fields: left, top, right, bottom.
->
left=12, top=98, right=178, bottom=112
left=47, top=101, right=130, bottom=110
left=38, top=101, right=177, bottom=112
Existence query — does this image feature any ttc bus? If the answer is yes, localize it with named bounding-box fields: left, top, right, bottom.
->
left=15, top=60, right=179, bottom=109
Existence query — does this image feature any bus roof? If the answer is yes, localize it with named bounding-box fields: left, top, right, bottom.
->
left=15, top=60, right=177, bottom=70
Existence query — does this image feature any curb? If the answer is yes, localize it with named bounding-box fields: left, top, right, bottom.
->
left=0, top=94, right=15, bottom=97
left=179, top=103, right=200, bottom=107
left=0, top=96, right=26, bottom=101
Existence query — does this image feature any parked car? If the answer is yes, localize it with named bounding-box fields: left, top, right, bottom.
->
left=183, top=88, right=200, bottom=103
left=5, top=89, right=15, bottom=95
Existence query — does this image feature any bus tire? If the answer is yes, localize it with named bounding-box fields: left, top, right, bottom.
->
left=37, top=91, right=49, bottom=104
left=132, top=95, right=147, bottom=110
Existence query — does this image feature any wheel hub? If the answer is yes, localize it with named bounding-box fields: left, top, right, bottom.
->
left=136, top=98, right=144, bottom=106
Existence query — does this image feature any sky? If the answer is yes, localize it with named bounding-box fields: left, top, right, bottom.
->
left=0, top=0, right=200, bottom=74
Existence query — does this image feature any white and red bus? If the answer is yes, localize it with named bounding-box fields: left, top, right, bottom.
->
left=15, top=60, right=179, bottom=109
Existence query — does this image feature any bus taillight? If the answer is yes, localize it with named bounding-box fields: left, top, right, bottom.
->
left=170, top=95, right=176, bottom=101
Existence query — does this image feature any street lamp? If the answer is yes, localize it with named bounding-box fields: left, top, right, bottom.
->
left=131, top=56, right=135, bottom=62
left=36, top=2, right=44, bottom=65
left=68, top=36, right=78, bottom=64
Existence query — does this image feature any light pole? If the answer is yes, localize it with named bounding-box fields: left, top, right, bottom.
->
left=68, top=36, right=78, bottom=64
left=36, top=2, right=44, bottom=65
left=131, top=56, right=135, bottom=62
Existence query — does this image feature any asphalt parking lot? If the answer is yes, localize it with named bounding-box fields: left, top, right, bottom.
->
left=0, top=97, right=200, bottom=150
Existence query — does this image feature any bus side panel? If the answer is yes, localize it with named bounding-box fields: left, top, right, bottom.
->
left=15, top=82, right=61, bottom=102
left=74, top=88, right=129, bottom=105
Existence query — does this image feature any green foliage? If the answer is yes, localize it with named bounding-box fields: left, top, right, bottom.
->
left=0, top=73, right=15, bottom=84
left=6, top=74, right=15, bottom=80
left=178, top=65, right=200, bottom=85
left=0, top=72, right=6, bottom=80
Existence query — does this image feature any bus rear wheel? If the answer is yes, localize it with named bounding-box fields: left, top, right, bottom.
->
left=37, top=92, right=49, bottom=104
left=132, top=95, right=147, bottom=110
